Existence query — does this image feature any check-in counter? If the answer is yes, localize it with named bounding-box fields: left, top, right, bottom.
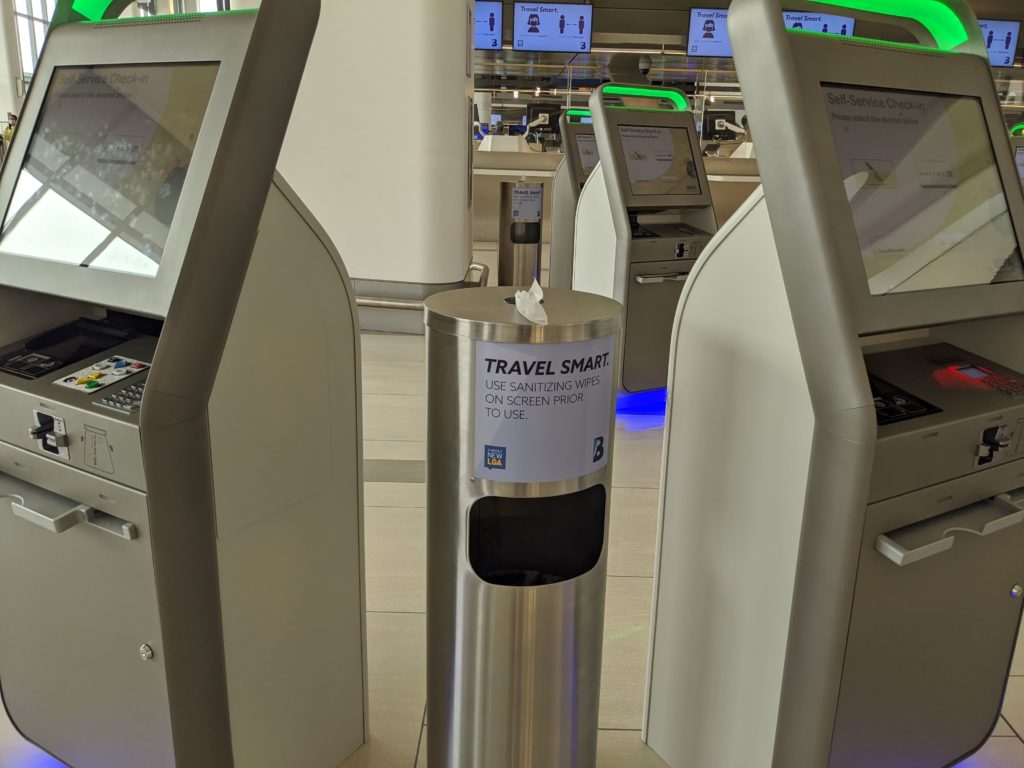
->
left=704, top=156, right=761, bottom=224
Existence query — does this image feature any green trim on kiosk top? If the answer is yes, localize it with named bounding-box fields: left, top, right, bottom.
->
left=806, top=0, right=969, bottom=50
left=1011, top=123, right=1024, bottom=136
left=602, top=84, right=689, bottom=112
left=56, top=0, right=254, bottom=26
left=566, top=109, right=592, bottom=119
left=70, top=0, right=122, bottom=20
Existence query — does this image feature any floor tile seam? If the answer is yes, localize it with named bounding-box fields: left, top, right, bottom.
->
left=1000, top=713, right=1024, bottom=743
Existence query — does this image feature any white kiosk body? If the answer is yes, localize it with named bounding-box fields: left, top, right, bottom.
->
left=645, top=1, right=1024, bottom=766
left=574, top=85, right=718, bottom=393
left=549, top=109, right=598, bottom=289
left=0, top=5, right=366, bottom=767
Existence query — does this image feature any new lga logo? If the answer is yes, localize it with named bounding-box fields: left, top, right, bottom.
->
left=485, top=445, right=507, bottom=470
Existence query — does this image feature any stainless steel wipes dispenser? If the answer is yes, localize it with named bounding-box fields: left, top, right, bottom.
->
left=424, top=287, right=622, bottom=768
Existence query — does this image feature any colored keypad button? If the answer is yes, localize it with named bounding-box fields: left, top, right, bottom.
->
left=85, top=381, right=102, bottom=390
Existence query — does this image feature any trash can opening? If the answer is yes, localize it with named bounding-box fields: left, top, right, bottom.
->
left=468, top=485, right=606, bottom=587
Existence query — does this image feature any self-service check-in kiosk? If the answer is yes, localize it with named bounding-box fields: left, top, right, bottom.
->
left=550, top=109, right=598, bottom=289
left=574, top=85, right=718, bottom=393
left=0, top=4, right=366, bottom=767
left=1012, top=134, right=1024, bottom=186
left=645, top=2, right=1024, bottom=767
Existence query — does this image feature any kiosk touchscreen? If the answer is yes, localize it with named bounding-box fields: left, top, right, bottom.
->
left=645, top=2, right=1024, bottom=767
left=550, top=109, right=597, bottom=288
left=573, top=85, right=717, bottom=392
left=0, top=5, right=366, bottom=768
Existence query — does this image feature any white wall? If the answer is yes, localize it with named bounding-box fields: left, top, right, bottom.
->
left=278, top=0, right=473, bottom=288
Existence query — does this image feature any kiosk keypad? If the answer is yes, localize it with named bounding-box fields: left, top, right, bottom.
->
left=985, top=375, right=1024, bottom=399
left=97, top=382, right=146, bottom=415
left=949, top=364, right=1024, bottom=399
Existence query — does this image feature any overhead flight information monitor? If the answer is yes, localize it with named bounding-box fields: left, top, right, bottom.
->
left=823, top=84, right=1024, bottom=295
left=513, top=2, right=593, bottom=52
left=978, top=18, right=1021, bottom=67
left=0, top=63, right=218, bottom=278
left=617, top=124, right=701, bottom=197
left=690, top=8, right=855, bottom=56
left=689, top=8, right=733, bottom=57
left=475, top=1, right=504, bottom=50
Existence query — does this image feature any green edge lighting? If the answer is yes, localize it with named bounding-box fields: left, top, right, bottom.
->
left=603, top=84, right=688, bottom=112
left=566, top=108, right=591, bottom=122
left=807, top=0, right=969, bottom=51
left=70, top=0, right=116, bottom=21
left=1011, top=123, right=1024, bottom=136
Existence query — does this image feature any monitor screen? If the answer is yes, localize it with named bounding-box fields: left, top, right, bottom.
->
left=690, top=8, right=857, bottom=56
left=1016, top=146, right=1024, bottom=182
left=617, top=125, right=701, bottom=197
left=513, top=3, right=593, bottom=53
left=575, top=133, right=599, bottom=177
left=783, top=11, right=855, bottom=37
left=822, top=83, right=1024, bottom=295
left=0, top=63, right=219, bottom=279
left=475, top=1, right=504, bottom=50
left=688, top=8, right=732, bottom=57
left=978, top=19, right=1021, bottom=67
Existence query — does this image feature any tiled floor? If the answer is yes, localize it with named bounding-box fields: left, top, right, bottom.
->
left=2, top=331, right=1024, bottom=767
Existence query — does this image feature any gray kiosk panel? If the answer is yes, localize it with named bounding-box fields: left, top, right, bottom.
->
left=574, top=85, right=718, bottom=392
left=549, top=111, right=597, bottom=289
left=645, top=2, right=1024, bottom=767
left=0, top=5, right=367, bottom=768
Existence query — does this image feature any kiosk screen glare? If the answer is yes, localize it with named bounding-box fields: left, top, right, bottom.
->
left=1016, top=146, right=1024, bottom=182
left=513, top=3, right=593, bottom=52
left=0, top=63, right=219, bottom=278
left=576, top=134, right=599, bottom=177
left=618, top=125, right=701, bottom=197
left=823, top=84, right=1024, bottom=295
left=978, top=19, right=1021, bottom=67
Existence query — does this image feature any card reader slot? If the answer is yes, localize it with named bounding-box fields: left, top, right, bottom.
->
left=635, top=272, right=689, bottom=285
left=875, top=491, right=1024, bottom=567
left=0, top=473, right=137, bottom=541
